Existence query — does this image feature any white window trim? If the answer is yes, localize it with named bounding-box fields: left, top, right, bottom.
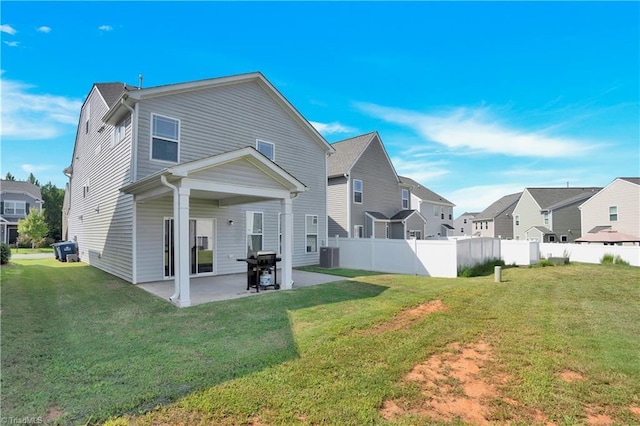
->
left=401, top=189, right=409, bottom=209
left=150, top=113, right=180, bottom=164
left=111, top=120, right=126, bottom=148
left=246, top=211, right=264, bottom=253
left=305, top=214, right=319, bottom=253
left=408, top=230, right=422, bottom=240
left=353, top=179, right=363, bottom=204
left=3, top=200, right=26, bottom=215
left=256, top=139, right=275, bottom=161
left=609, top=205, right=618, bottom=222
left=354, top=225, right=364, bottom=239
left=85, top=102, right=90, bottom=134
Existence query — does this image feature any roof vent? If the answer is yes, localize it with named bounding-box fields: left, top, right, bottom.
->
left=138, top=74, right=143, bottom=90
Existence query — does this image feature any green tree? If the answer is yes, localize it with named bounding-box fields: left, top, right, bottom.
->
left=27, top=173, right=40, bottom=186
left=4, top=172, right=16, bottom=181
left=41, top=182, right=65, bottom=241
left=17, top=208, right=49, bottom=248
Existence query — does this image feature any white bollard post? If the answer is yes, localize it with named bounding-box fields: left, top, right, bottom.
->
left=494, top=266, right=502, bottom=283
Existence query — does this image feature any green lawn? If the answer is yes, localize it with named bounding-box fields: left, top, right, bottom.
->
left=1, top=259, right=639, bottom=425
left=10, top=247, right=54, bottom=255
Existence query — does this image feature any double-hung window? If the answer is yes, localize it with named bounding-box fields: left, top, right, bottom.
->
left=306, top=215, right=318, bottom=253
left=401, top=189, right=409, bottom=209
left=609, top=206, right=618, bottom=221
left=111, top=120, right=126, bottom=147
left=353, top=179, right=363, bottom=204
left=256, top=140, right=275, bottom=161
left=3, top=201, right=26, bottom=216
left=354, top=225, right=364, bottom=238
left=151, top=114, right=179, bottom=163
left=246, top=212, right=263, bottom=253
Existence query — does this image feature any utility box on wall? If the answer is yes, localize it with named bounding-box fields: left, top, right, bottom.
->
left=320, top=246, right=340, bottom=268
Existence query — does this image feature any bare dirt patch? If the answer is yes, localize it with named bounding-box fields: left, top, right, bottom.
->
left=45, top=405, right=64, bottom=423
left=630, top=406, right=640, bottom=418
left=381, top=341, right=554, bottom=425
left=559, top=369, right=584, bottom=382
left=585, top=405, right=614, bottom=425
left=365, top=300, right=447, bottom=335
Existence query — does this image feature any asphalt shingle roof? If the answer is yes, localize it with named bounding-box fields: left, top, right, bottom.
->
left=399, top=176, right=454, bottom=205
left=475, top=192, right=522, bottom=221
left=0, top=180, right=42, bottom=199
left=620, top=177, right=640, bottom=185
left=327, top=132, right=377, bottom=177
left=94, top=83, right=136, bottom=109
left=527, top=187, right=601, bottom=209
left=391, top=210, right=418, bottom=220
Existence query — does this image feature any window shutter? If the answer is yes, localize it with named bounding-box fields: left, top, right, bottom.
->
left=0, top=201, right=4, bottom=214
left=26, top=203, right=30, bottom=214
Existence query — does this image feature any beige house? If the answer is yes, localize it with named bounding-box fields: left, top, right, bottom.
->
left=578, top=177, right=640, bottom=242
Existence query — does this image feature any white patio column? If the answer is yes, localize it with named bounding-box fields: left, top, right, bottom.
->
left=177, top=185, right=191, bottom=307
left=281, top=197, right=293, bottom=289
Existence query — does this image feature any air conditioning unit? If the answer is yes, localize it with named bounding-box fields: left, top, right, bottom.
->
left=320, top=246, right=339, bottom=268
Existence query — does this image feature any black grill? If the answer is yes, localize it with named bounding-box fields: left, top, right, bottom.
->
left=245, top=251, right=280, bottom=292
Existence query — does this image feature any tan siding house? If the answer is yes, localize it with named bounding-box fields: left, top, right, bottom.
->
left=579, top=177, right=640, bottom=240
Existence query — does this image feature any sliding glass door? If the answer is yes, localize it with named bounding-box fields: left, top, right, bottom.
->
left=164, top=218, right=215, bottom=278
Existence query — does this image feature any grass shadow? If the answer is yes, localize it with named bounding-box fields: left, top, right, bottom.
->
left=1, top=259, right=388, bottom=424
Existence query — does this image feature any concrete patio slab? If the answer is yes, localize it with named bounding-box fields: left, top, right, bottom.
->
left=137, top=269, right=341, bottom=306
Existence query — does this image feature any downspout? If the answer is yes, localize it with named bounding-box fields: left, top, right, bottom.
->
left=160, top=175, right=180, bottom=302
left=122, top=98, right=138, bottom=283
left=120, top=98, right=136, bottom=183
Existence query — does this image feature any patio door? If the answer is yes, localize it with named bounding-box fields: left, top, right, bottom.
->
left=164, top=218, right=215, bottom=278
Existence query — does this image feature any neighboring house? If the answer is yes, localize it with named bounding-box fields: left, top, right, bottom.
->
left=64, top=72, right=334, bottom=307
left=513, top=187, right=601, bottom=242
left=327, top=132, right=426, bottom=239
left=452, top=212, right=479, bottom=237
left=579, top=177, right=640, bottom=241
left=472, top=193, right=521, bottom=239
left=0, top=180, right=44, bottom=244
left=399, top=176, right=455, bottom=238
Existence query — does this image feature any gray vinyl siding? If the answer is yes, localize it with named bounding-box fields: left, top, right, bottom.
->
left=350, top=137, right=401, bottom=231
left=66, top=87, right=133, bottom=281
left=328, top=176, right=348, bottom=238
left=513, top=190, right=542, bottom=240
left=405, top=214, right=426, bottom=238
left=133, top=80, right=327, bottom=276
left=581, top=179, right=640, bottom=237
left=494, top=210, right=515, bottom=239
left=0, top=192, right=40, bottom=221
left=551, top=202, right=584, bottom=242
left=136, top=196, right=321, bottom=283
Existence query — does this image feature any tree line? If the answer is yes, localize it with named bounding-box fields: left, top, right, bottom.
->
left=4, top=172, right=65, bottom=243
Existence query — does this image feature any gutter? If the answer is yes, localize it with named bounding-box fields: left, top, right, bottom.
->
left=160, top=175, right=180, bottom=302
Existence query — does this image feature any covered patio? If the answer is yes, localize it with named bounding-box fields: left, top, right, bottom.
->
left=138, top=269, right=341, bottom=306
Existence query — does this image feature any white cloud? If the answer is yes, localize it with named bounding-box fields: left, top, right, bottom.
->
left=356, top=103, right=597, bottom=158
left=310, top=121, right=357, bottom=135
left=3, top=41, right=19, bottom=47
left=37, top=26, right=51, bottom=33
left=98, top=25, right=113, bottom=31
left=22, top=164, right=53, bottom=174
left=391, top=156, right=450, bottom=184
left=448, top=183, right=525, bottom=217
left=0, top=24, right=17, bottom=35
left=0, top=77, right=82, bottom=139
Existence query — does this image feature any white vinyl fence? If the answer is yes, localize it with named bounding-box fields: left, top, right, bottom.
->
left=539, top=242, right=640, bottom=267
left=331, top=237, right=500, bottom=278
left=501, top=240, right=540, bottom=266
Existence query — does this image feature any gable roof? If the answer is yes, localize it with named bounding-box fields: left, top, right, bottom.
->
left=0, top=180, right=42, bottom=200
left=101, top=72, right=334, bottom=154
left=94, top=83, right=136, bottom=109
left=527, top=225, right=555, bottom=235
left=474, top=192, right=522, bottom=221
left=399, top=176, right=455, bottom=206
left=525, top=187, right=601, bottom=210
left=327, top=132, right=380, bottom=178
left=620, top=177, right=640, bottom=185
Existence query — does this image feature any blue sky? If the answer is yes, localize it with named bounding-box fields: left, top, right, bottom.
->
left=1, top=1, right=638, bottom=215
